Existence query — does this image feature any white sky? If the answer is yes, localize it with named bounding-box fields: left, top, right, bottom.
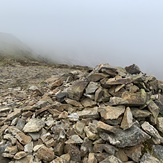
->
left=0, top=0, right=163, bottom=78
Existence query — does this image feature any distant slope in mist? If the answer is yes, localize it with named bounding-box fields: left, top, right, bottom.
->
left=0, top=32, right=50, bottom=65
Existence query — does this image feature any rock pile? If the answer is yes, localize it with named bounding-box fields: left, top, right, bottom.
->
left=1, top=63, right=163, bottom=163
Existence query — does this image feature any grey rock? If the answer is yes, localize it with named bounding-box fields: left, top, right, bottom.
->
left=140, top=153, right=160, bottom=163
left=141, top=121, right=163, bottom=144
left=156, top=117, right=163, bottom=133
left=152, top=145, right=163, bottom=162
left=85, top=82, right=99, bottom=94
left=67, top=80, right=88, bottom=101
left=100, top=124, right=151, bottom=148
left=125, top=64, right=141, bottom=74
left=99, top=155, right=122, bottom=163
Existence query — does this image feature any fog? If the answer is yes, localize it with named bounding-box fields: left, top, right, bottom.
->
left=0, top=0, right=163, bottom=79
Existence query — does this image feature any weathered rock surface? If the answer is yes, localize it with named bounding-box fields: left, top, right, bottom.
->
left=1, top=63, right=163, bottom=162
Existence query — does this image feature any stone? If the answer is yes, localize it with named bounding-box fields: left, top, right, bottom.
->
left=54, top=141, right=64, bottom=156
left=5, top=145, right=18, bottom=154
left=140, top=153, right=160, bottom=163
left=124, top=144, right=142, bottom=162
left=109, top=97, right=127, bottom=105
left=121, top=107, right=133, bottom=130
left=14, top=151, right=27, bottom=160
left=125, top=64, right=141, bottom=74
left=88, top=153, right=97, bottom=163
left=24, top=141, right=33, bottom=153
left=75, top=120, right=85, bottom=135
left=8, top=126, right=32, bottom=145
left=84, top=126, right=98, bottom=140
left=36, top=145, right=55, bottom=162
left=85, top=82, right=99, bottom=94
left=148, top=100, right=160, bottom=124
left=68, top=113, right=79, bottom=121
left=100, top=124, right=151, bottom=148
left=93, top=143, right=117, bottom=155
left=28, top=132, right=41, bottom=141
left=121, top=89, right=147, bottom=106
left=155, top=94, right=163, bottom=114
left=55, top=92, right=68, bottom=102
left=23, top=118, right=45, bottom=133
left=97, top=121, right=118, bottom=133
left=6, top=109, right=21, bottom=121
left=3, top=134, right=17, bottom=145
left=67, top=80, right=88, bottom=101
left=152, top=145, right=163, bottom=162
left=65, top=98, right=83, bottom=107
left=65, top=135, right=83, bottom=144
left=115, top=149, right=128, bottom=162
left=156, top=117, right=163, bottom=133
left=106, top=77, right=133, bottom=86
left=81, top=98, right=96, bottom=107
left=77, top=107, right=99, bottom=119
left=99, top=105, right=125, bottom=120
left=141, top=121, right=163, bottom=144
left=16, top=117, right=26, bottom=130
left=65, top=144, right=81, bottom=162
left=99, top=155, right=122, bottom=163
left=131, top=108, right=151, bottom=118
left=14, top=155, right=34, bottom=163
left=87, top=72, right=108, bottom=82
left=95, top=87, right=104, bottom=102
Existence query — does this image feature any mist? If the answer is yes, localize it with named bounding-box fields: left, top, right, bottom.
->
left=0, top=0, right=163, bottom=79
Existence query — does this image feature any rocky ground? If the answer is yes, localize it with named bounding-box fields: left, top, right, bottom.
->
left=1, top=60, right=163, bottom=163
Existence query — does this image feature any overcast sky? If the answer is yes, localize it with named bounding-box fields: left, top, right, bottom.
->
left=0, top=0, right=163, bottom=78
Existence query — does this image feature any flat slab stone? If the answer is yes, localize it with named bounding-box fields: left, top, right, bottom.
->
left=23, top=118, right=45, bottom=133
left=100, top=124, right=151, bottom=148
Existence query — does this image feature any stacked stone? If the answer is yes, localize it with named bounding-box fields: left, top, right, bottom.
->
left=1, top=63, right=163, bottom=163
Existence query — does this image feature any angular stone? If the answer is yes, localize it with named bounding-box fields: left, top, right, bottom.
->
left=121, top=89, right=147, bottom=106
left=2, top=153, right=14, bottom=158
left=6, top=109, right=21, bottom=121
left=109, top=97, right=128, bottom=105
left=125, top=64, right=141, bottom=74
left=80, top=137, right=93, bottom=157
left=55, top=92, right=68, bottom=102
left=93, top=143, right=117, bottom=155
left=23, top=118, right=45, bottom=133
left=97, top=121, right=118, bottom=133
left=52, top=154, right=70, bottom=163
left=14, top=151, right=27, bottom=160
left=5, top=145, right=18, bottom=155
left=95, top=87, right=103, bottom=102
left=100, top=124, right=151, bottom=148
left=106, top=77, right=133, bottom=86
left=156, top=117, right=163, bottom=133
left=99, top=105, right=125, bottom=120
left=8, top=126, right=31, bottom=145
left=99, top=155, right=122, bottom=163
left=65, top=144, right=81, bottom=162
left=86, top=82, right=99, bottom=94
left=28, top=132, right=41, bottom=141
left=140, top=153, right=160, bottom=163
left=121, top=107, right=133, bottom=130
left=65, top=135, right=83, bottom=144
left=54, top=141, right=64, bottom=156
left=131, top=108, right=151, bottom=118
left=87, top=72, right=108, bottom=82
left=0, top=107, right=11, bottom=112
left=141, top=121, right=163, bottom=144
left=65, top=98, right=83, bottom=107
left=115, top=149, right=128, bottom=162
left=88, top=153, right=97, bottom=163
left=81, top=98, right=96, bottom=107
left=24, top=141, right=33, bottom=153
left=84, top=126, right=98, bottom=140
left=148, top=100, right=159, bottom=124
left=155, top=94, right=163, bottom=114
left=152, top=145, right=163, bottom=162
left=124, top=144, right=142, bottom=162
left=3, top=134, right=17, bottom=145
left=75, top=120, right=85, bottom=135
left=14, top=155, right=34, bottom=163
left=36, top=145, right=55, bottom=162
left=77, top=107, right=99, bottom=119
left=67, top=80, right=88, bottom=101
